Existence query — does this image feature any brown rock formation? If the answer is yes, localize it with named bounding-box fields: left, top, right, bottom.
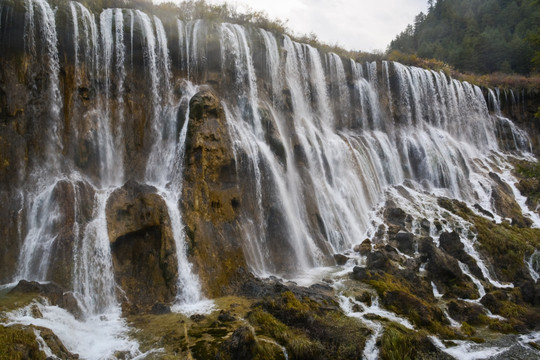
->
left=182, top=89, right=248, bottom=297
left=106, top=181, right=178, bottom=311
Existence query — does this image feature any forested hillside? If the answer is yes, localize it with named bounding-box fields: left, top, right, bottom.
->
left=389, top=0, right=540, bottom=75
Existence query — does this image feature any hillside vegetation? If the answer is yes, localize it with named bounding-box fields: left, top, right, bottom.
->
left=389, top=0, right=540, bottom=75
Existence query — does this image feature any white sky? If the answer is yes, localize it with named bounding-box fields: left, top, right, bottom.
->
left=153, top=0, right=428, bottom=52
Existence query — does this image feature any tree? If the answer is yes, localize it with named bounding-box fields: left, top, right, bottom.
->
left=388, top=0, right=540, bottom=74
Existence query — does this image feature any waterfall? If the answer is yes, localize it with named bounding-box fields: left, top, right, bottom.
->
left=24, top=0, right=62, bottom=172
left=10, top=0, right=536, bottom=289
left=98, top=9, right=124, bottom=186
left=72, top=189, right=117, bottom=315
left=16, top=182, right=61, bottom=281
left=2, top=1, right=539, bottom=357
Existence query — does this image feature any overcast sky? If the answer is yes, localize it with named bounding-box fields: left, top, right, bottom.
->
left=153, top=0, right=428, bottom=52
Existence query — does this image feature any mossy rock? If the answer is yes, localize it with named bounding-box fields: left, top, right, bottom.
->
left=379, top=323, right=452, bottom=360
left=361, top=271, right=455, bottom=337
left=250, top=290, right=371, bottom=360
left=436, top=198, right=540, bottom=296
left=0, top=324, right=77, bottom=360
left=0, top=325, right=47, bottom=360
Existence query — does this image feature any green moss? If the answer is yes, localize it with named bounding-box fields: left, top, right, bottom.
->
left=380, top=326, right=416, bottom=360
left=437, top=198, right=540, bottom=282
left=0, top=325, right=47, bottom=360
left=191, top=339, right=219, bottom=359
left=206, top=327, right=230, bottom=339
left=515, top=160, right=540, bottom=204
left=127, top=296, right=258, bottom=358
left=379, top=323, right=440, bottom=360
left=461, top=322, right=475, bottom=337
left=364, top=272, right=456, bottom=337
left=248, top=308, right=323, bottom=359
left=487, top=319, right=517, bottom=334
left=473, top=217, right=539, bottom=281
left=0, top=291, right=40, bottom=313
left=250, top=291, right=370, bottom=359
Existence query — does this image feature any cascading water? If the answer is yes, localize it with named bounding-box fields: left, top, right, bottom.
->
left=4, top=2, right=210, bottom=357
left=1, top=0, right=539, bottom=358
left=16, top=182, right=62, bottom=282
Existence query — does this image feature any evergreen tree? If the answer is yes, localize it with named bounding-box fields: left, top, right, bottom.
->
left=389, top=0, right=540, bottom=75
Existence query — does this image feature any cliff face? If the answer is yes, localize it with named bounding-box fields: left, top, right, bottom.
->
left=496, top=89, right=540, bottom=153
left=0, top=3, right=539, bottom=354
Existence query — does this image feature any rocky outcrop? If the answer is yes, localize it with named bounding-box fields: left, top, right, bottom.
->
left=439, top=231, right=483, bottom=279
left=106, top=181, right=178, bottom=311
left=0, top=324, right=78, bottom=360
left=9, top=280, right=83, bottom=319
left=182, top=89, right=248, bottom=297
left=419, top=237, right=479, bottom=299
left=496, top=88, right=540, bottom=155
left=489, top=172, right=531, bottom=227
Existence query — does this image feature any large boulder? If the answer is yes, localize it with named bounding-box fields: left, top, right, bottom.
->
left=182, top=89, right=248, bottom=297
left=419, top=237, right=479, bottom=299
left=106, top=181, right=178, bottom=311
left=9, top=280, right=83, bottom=319
left=392, top=231, right=415, bottom=255
left=439, top=231, right=483, bottom=280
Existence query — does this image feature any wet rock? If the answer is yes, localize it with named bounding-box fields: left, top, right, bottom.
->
left=514, top=272, right=536, bottom=305
left=216, top=326, right=257, bottom=360
left=333, top=253, right=349, bottom=265
left=38, top=327, right=79, bottom=359
left=182, top=89, right=249, bottom=297
left=218, top=310, right=236, bottom=323
left=420, top=218, right=431, bottom=231
left=352, top=266, right=369, bottom=281
left=190, top=314, right=206, bottom=323
left=62, top=292, right=84, bottom=319
left=489, top=172, right=532, bottom=228
left=419, top=237, right=478, bottom=299
left=0, top=188, right=24, bottom=283
left=473, top=204, right=494, bottom=218
left=439, top=231, right=484, bottom=279
left=439, top=231, right=463, bottom=255
left=355, top=292, right=372, bottom=307
left=354, top=239, right=372, bottom=255
left=48, top=180, right=95, bottom=290
left=367, top=250, right=390, bottom=271
left=480, top=292, right=505, bottom=314
left=0, top=324, right=79, bottom=360
left=384, top=206, right=407, bottom=228
left=0, top=126, right=26, bottom=189
left=393, top=231, right=415, bottom=255
left=433, top=220, right=443, bottom=232
left=447, top=300, right=486, bottom=325
left=150, top=303, right=171, bottom=315
left=260, top=105, right=287, bottom=166
left=106, top=180, right=178, bottom=311
left=10, top=280, right=83, bottom=319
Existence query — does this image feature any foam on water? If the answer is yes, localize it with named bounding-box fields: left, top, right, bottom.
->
left=527, top=250, right=540, bottom=282
left=430, top=336, right=506, bottom=360
left=338, top=294, right=414, bottom=330
left=171, top=299, right=216, bottom=317
left=6, top=301, right=153, bottom=359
